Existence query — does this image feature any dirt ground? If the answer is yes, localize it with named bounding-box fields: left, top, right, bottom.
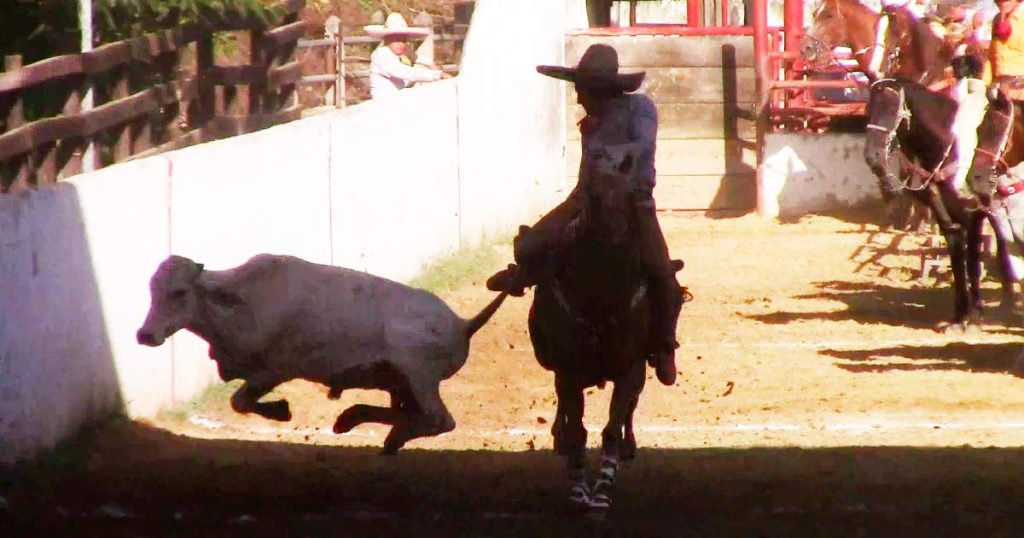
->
left=7, top=209, right=1024, bottom=536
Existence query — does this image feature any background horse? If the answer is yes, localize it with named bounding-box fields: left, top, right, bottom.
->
left=802, top=0, right=888, bottom=79
left=966, top=89, right=1024, bottom=312
left=802, top=0, right=954, bottom=85
left=803, top=0, right=957, bottom=230
left=864, top=78, right=1013, bottom=330
left=528, top=152, right=685, bottom=511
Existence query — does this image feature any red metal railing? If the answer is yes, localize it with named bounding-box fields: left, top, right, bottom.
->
left=753, top=0, right=868, bottom=132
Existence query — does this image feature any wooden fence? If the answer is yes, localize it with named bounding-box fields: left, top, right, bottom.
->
left=0, top=0, right=307, bottom=193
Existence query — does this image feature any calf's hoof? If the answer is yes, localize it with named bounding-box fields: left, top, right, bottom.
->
left=256, top=400, right=291, bottom=422
left=380, top=433, right=407, bottom=455
left=333, top=412, right=358, bottom=435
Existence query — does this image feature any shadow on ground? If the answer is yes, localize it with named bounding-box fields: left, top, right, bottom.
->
left=4, top=419, right=1024, bottom=537
left=747, top=280, right=1024, bottom=334
left=823, top=341, right=1024, bottom=375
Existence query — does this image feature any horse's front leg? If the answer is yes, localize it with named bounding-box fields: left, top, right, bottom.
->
left=592, top=361, right=646, bottom=510
left=554, top=375, right=588, bottom=508
left=938, top=223, right=971, bottom=333
left=966, top=211, right=987, bottom=318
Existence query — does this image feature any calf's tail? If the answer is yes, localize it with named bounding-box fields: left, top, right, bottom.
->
left=464, top=291, right=510, bottom=339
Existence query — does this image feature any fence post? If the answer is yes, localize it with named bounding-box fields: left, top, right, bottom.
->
left=2, top=55, right=30, bottom=192
left=276, top=10, right=300, bottom=112
left=324, top=16, right=343, bottom=108
left=413, top=12, right=435, bottom=68
left=3, top=55, right=24, bottom=128
left=59, top=75, right=83, bottom=178
left=193, top=34, right=216, bottom=129
left=112, top=66, right=132, bottom=163
left=249, top=28, right=267, bottom=115
left=157, top=48, right=184, bottom=142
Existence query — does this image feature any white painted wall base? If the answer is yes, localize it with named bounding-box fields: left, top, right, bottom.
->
left=757, top=133, right=882, bottom=219
left=0, top=0, right=569, bottom=463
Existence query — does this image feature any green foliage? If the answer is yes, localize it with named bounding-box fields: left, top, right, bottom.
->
left=158, top=380, right=242, bottom=421
left=95, top=0, right=276, bottom=41
left=408, top=235, right=513, bottom=294
left=0, top=0, right=277, bottom=62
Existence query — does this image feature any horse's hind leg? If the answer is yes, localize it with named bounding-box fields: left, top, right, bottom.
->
left=990, top=208, right=1024, bottom=313
left=620, top=372, right=646, bottom=461
left=967, top=211, right=987, bottom=318
left=592, top=361, right=646, bottom=510
left=382, top=377, right=455, bottom=455
left=554, top=375, right=588, bottom=507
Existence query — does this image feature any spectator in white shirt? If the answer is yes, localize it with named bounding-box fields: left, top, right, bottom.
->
left=364, top=13, right=448, bottom=99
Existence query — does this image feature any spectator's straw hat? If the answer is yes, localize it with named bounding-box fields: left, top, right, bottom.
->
left=537, top=44, right=645, bottom=92
left=364, top=13, right=430, bottom=41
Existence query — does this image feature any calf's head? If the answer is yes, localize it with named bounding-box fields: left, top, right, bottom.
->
left=136, top=255, right=205, bottom=347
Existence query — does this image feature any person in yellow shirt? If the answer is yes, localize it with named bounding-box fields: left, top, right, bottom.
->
left=989, top=0, right=1024, bottom=97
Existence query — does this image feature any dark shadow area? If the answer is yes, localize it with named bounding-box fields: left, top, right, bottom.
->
left=747, top=280, right=1024, bottom=334
left=777, top=205, right=892, bottom=228
left=705, top=43, right=757, bottom=220
left=824, top=341, right=1023, bottom=375
left=5, top=419, right=1024, bottom=536
left=0, top=183, right=121, bottom=462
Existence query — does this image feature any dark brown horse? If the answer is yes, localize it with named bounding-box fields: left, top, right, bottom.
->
left=864, top=78, right=1020, bottom=329
left=527, top=151, right=685, bottom=511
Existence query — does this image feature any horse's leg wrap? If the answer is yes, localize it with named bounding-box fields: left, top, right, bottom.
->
left=588, top=455, right=619, bottom=509
left=568, top=466, right=590, bottom=506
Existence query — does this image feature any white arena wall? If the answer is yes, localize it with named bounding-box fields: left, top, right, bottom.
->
left=0, top=0, right=571, bottom=463
left=757, top=133, right=883, bottom=219
left=0, top=0, right=876, bottom=462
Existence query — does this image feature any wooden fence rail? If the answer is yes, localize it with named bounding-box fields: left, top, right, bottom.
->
left=0, top=0, right=307, bottom=193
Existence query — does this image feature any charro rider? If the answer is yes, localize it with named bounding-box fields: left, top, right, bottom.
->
left=485, top=44, right=684, bottom=386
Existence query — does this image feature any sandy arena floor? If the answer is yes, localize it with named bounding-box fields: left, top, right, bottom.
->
left=6, top=210, right=1024, bottom=536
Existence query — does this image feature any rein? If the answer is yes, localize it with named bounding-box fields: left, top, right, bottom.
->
left=867, top=82, right=957, bottom=191
left=975, top=105, right=1018, bottom=200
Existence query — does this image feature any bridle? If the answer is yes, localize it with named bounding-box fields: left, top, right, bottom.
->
left=973, top=106, right=1015, bottom=174
left=866, top=81, right=956, bottom=191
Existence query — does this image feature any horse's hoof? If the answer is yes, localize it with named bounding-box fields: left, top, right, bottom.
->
left=586, top=479, right=613, bottom=511
left=568, top=483, right=591, bottom=509
left=936, top=321, right=968, bottom=335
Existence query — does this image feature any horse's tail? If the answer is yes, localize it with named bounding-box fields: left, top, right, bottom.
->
left=464, top=291, right=511, bottom=339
